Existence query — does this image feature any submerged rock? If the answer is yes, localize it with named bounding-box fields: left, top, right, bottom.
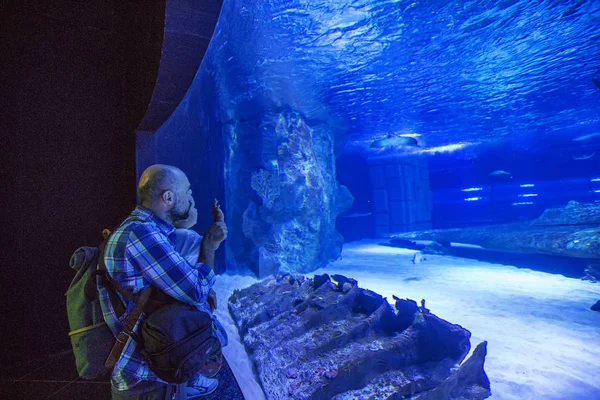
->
left=229, top=274, right=491, bottom=399
left=583, top=261, right=600, bottom=282
left=414, top=341, right=491, bottom=400
left=422, top=240, right=452, bottom=255
left=392, top=201, right=600, bottom=265
left=533, top=201, right=600, bottom=226
left=224, top=110, right=352, bottom=277
left=591, top=301, right=600, bottom=312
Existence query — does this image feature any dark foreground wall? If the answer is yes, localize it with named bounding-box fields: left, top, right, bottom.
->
left=1, top=1, right=165, bottom=371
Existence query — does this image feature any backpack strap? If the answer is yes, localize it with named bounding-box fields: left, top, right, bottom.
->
left=96, top=217, right=154, bottom=369
left=96, top=246, right=136, bottom=297
left=94, top=238, right=131, bottom=318
left=104, top=285, right=153, bottom=369
left=94, top=217, right=147, bottom=312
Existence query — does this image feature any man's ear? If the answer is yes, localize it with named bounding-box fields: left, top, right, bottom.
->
left=162, top=190, right=174, bottom=205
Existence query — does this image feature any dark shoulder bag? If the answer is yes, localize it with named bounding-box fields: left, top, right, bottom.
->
left=139, top=295, right=224, bottom=383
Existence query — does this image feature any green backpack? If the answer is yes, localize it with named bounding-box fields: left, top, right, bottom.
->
left=66, top=229, right=149, bottom=379
left=65, top=230, right=119, bottom=378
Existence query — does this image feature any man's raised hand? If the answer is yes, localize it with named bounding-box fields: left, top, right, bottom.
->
left=212, top=199, right=224, bottom=222
left=203, top=199, right=227, bottom=250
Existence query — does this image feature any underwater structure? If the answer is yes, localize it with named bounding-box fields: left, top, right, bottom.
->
left=368, top=155, right=432, bottom=237
left=224, top=110, right=354, bottom=277
left=229, top=274, right=491, bottom=400
left=392, top=200, right=600, bottom=282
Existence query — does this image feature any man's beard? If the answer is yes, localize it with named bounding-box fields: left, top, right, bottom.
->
left=169, top=196, right=192, bottom=223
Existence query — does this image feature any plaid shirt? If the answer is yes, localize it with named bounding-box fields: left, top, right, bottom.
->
left=98, top=205, right=216, bottom=391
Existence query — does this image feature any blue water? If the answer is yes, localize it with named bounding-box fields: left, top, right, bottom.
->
left=203, top=0, right=600, bottom=229
left=210, top=0, right=599, bottom=152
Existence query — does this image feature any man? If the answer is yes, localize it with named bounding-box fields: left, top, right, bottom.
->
left=99, top=164, right=227, bottom=399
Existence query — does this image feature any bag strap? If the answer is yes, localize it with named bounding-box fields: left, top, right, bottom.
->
left=96, top=239, right=136, bottom=300
left=104, top=285, right=153, bottom=369
left=96, top=216, right=154, bottom=369
left=94, top=231, right=139, bottom=322
left=95, top=217, right=147, bottom=312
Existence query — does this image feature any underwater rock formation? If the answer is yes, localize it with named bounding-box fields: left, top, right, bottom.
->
left=413, top=341, right=491, bottom=400
left=532, top=200, right=600, bottom=226
left=583, top=261, right=600, bottom=282
left=591, top=301, right=600, bottom=312
left=392, top=201, right=600, bottom=267
left=224, top=109, right=352, bottom=277
left=421, top=240, right=452, bottom=255
left=228, top=274, right=491, bottom=400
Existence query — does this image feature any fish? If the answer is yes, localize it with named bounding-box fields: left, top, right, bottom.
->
left=593, top=77, right=600, bottom=90
left=370, top=135, right=420, bottom=150
left=572, top=152, right=596, bottom=161
left=489, top=170, right=513, bottom=178
left=573, top=132, right=600, bottom=142
left=411, top=252, right=426, bottom=264
left=339, top=212, right=372, bottom=218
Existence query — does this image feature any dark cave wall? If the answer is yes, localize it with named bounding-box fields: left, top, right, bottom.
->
left=1, top=1, right=164, bottom=370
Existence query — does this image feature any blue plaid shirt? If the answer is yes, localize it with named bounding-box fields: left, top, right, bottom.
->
left=98, top=205, right=216, bottom=391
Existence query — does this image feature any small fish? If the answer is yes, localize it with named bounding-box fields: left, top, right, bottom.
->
left=593, top=77, right=600, bottom=90
left=573, top=132, right=600, bottom=142
left=420, top=299, right=430, bottom=314
left=412, top=252, right=426, bottom=264
left=572, top=152, right=596, bottom=161
left=489, top=170, right=513, bottom=178
left=339, top=212, right=372, bottom=218
left=370, top=135, right=420, bottom=150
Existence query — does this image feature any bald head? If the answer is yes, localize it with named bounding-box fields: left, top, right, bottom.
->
left=137, top=164, right=183, bottom=206
left=137, top=164, right=195, bottom=224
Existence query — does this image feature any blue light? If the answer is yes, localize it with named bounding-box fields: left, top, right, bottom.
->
left=520, top=184, right=535, bottom=188
left=519, top=193, right=538, bottom=197
left=465, top=197, right=482, bottom=201
left=512, top=202, right=535, bottom=206
left=462, top=187, right=483, bottom=192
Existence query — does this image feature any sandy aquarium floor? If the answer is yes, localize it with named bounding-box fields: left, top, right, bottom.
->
left=212, top=239, right=600, bottom=400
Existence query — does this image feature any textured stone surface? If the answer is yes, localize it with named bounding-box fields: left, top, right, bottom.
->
left=228, top=274, right=491, bottom=400
left=392, top=201, right=600, bottom=261
left=414, top=341, right=491, bottom=400
left=224, top=110, right=352, bottom=276
left=533, top=201, right=600, bottom=226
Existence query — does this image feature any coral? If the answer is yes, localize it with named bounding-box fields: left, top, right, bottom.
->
left=323, top=367, right=338, bottom=379
left=229, top=274, right=490, bottom=400
left=225, top=111, right=349, bottom=276
left=251, top=168, right=280, bottom=208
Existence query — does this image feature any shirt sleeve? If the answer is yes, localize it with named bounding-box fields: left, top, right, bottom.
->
left=174, top=228, right=203, bottom=265
left=128, top=222, right=215, bottom=306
